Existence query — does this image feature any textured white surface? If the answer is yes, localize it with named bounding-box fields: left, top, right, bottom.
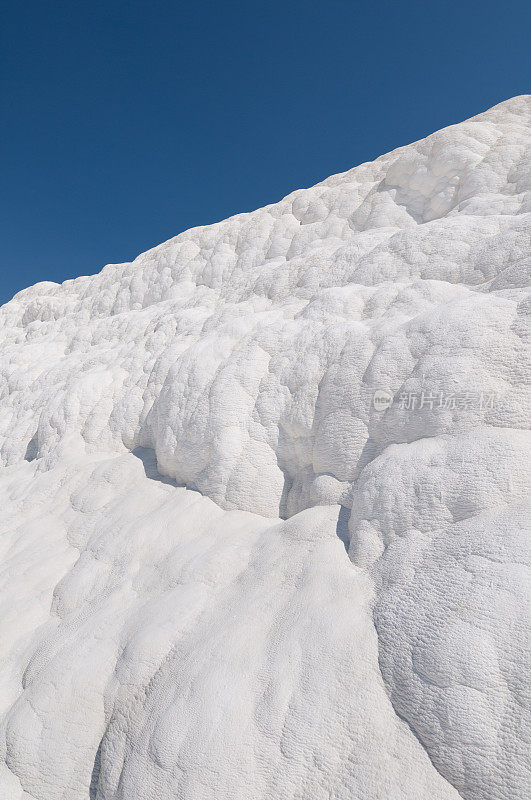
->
left=0, top=96, right=530, bottom=799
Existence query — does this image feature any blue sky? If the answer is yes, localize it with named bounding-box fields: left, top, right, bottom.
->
left=1, top=0, right=529, bottom=305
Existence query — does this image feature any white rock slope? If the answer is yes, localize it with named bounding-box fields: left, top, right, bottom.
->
left=0, top=96, right=529, bottom=800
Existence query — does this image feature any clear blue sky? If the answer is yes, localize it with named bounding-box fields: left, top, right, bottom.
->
left=1, top=0, right=529, bottom=306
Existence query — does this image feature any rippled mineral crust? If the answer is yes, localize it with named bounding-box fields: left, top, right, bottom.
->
left=0, top=96, right=530, bottom=800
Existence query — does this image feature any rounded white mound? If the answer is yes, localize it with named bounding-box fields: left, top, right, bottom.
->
left=0, top=96, right=529, bottom=800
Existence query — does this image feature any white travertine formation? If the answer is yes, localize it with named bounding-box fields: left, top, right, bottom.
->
left=0, top=96, right=529, bottom=799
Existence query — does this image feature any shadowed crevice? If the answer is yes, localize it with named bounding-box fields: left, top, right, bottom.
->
left=131, top=446, right=178, bottom=486
left=24, top=434, right=38, bottom=462
left=335, top=505, right=351, bottom=553
left=89, top=737, right=103, bottom=800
